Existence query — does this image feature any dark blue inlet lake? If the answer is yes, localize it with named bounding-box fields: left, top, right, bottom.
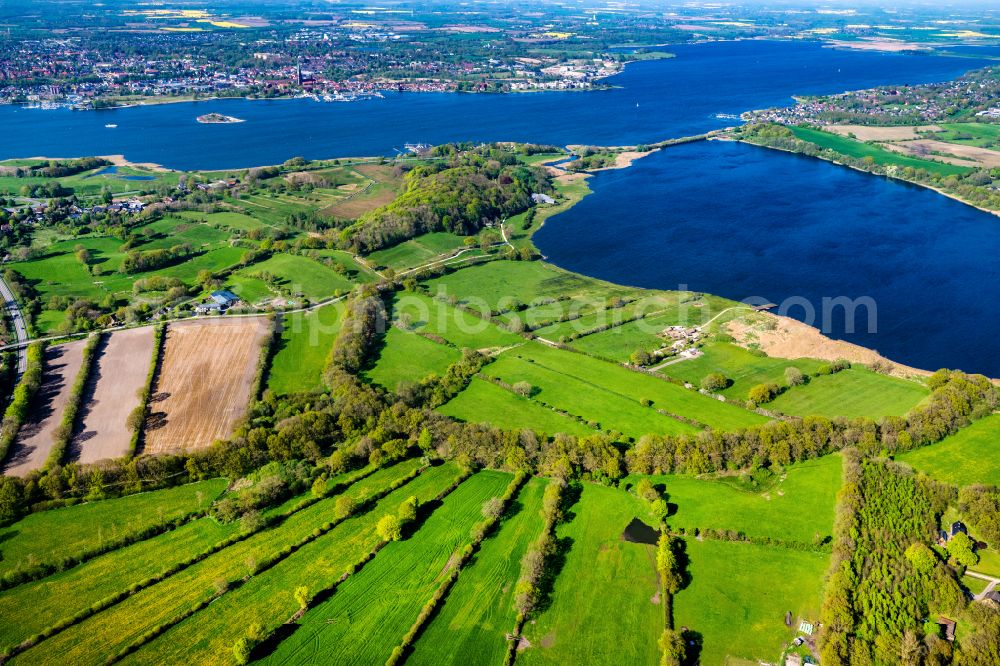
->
left=0, top=40, right=988, bottom=170
left=1, top=39, right=996, bottom=373
left=535, top=140, right=1000, bottom=376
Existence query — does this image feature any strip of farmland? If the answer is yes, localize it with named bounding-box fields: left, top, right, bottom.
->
left=73, top=328, right=156, bottom=464
left=142, top=318, right=271, bottom=454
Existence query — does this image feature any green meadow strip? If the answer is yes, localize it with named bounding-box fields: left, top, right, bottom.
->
left=385, top=472, right=527, bottom=665
left=97, top=462, right=429, bottom=664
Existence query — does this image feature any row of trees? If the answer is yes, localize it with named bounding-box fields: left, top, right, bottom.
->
left=120, top=243, right=194, bottom=274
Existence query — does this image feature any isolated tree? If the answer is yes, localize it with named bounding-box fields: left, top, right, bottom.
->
left=398, top=496, right=419, bottom=523
left=377, top=514, right=402, bottom=541
left=784, top=366, right=806, bottom=386
left=335, top=495, right=356, bottom=520
left=294, top=585, right=309, bottom=610
left=748, top=383, right=779, bottom=404
left=512, top=381, right=533, bottom=397
left=700, top=372, right=728, bottom=392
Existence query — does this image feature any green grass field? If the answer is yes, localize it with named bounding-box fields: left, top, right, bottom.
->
left=366, top=232, right=468, bottom=271
left=0, top=517, right=238, bottom=652
left=13, top=460, right=424, bottom=665
left=790, top=126, right=971, bottom=177
left=438, top=376, right=595, bottom=437
left=226, top=253, right=355, bottom=304
left=0, top=164, right=178, bottom=198
left=626, top=454, right=842, bottom=543
left=268, top=302, right=344, bottom=395
left=123, top=462, right=464, bottom=665
left=898, top=414, right=1000, bottom=487
left=519, top=483, right=661, bottom=665
left=660, top=342, right=825, bottom=402
left=928, top=123, right=1000, bottom=150
left=260, top=470, right=512, bottom=665
left=483, top=342, right=767, bottom=437
left=408, top=477, right=547, bottom=665
left=674, top=538, right=828, bottom=665
left=176, top=210, right=272, bottom=231
left=363, top=327, right=461, bottom=390
left=768, top=368, right=928, bottom=419
left=0, top=479, right=226, bottom=578
left=393, top=291, right=523, bottom=349
left=135, top=217, right=230, bottom=251
left=424, top=261, right=628, bottom=315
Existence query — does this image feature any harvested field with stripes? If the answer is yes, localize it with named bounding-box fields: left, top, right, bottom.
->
left=72, top=328, right=156, bottom=464
left=142, top=318, right=272, bottom=454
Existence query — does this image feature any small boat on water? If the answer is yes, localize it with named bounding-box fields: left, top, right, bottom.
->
left=105, top=123, right=117, bottom=128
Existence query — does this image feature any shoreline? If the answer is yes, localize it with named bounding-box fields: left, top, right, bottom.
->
left=733, top=137, right=1000, bottom=220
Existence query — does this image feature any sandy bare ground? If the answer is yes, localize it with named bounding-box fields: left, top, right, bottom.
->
left=827, top=39, right=930, bottom=53
left=3, top=340, right=87, bottom=476
left=823, top=125, right=942, bottom=142
left=142, top=318, right=271, bottom=454
left=881, top=140, right=1000, bottom=168
left=726, top=313, right=930, bottom=379
left=72, top=328, right=155, bottom=464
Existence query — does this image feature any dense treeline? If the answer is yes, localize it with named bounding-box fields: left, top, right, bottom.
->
left=341, top=144, right=548, bottom=253
left=0, top=342, right=45, bottom=466
left=0, top=363, right=994, bottom=526
left=120, top=243, right=194, bottom=274
left=819, top=451, right=999, bottom=665
left=323, top=285, right=387, bottom=377
left=12, top=157, right=112, bottom=179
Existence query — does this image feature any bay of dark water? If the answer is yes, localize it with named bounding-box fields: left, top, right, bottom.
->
left=0, top=40, right=988, bottom=170
left=534, top=141, right=1000, bottom=376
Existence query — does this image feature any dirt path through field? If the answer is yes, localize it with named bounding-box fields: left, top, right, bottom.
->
left=4, top=340, right=87, bottom=476
left=72, top=328, right=155, bottom=464
left=142, top=318, right=271, bottom=454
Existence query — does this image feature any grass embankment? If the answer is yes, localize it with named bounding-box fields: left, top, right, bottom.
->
left=898, top=413, right=1000, bottom=487
left=366, top=232, right=469, bottom=271
left=10, top=460, right=425, bottom=664
left=258, top=470, right=511, bottom=665
left=790, top=126, right=971, bottom=177
left=518, top=484, right=662, bottom=665
left=407, top=477, right=548, bottom=665
left=267, top=302, right=344, bottom=395
left=0, top=479, right=226, bottom=581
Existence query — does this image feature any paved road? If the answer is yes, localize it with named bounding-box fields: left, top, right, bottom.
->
left=0, top=273, right=27, bottom=375
left=966, top=570, right=1000, bottom=601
